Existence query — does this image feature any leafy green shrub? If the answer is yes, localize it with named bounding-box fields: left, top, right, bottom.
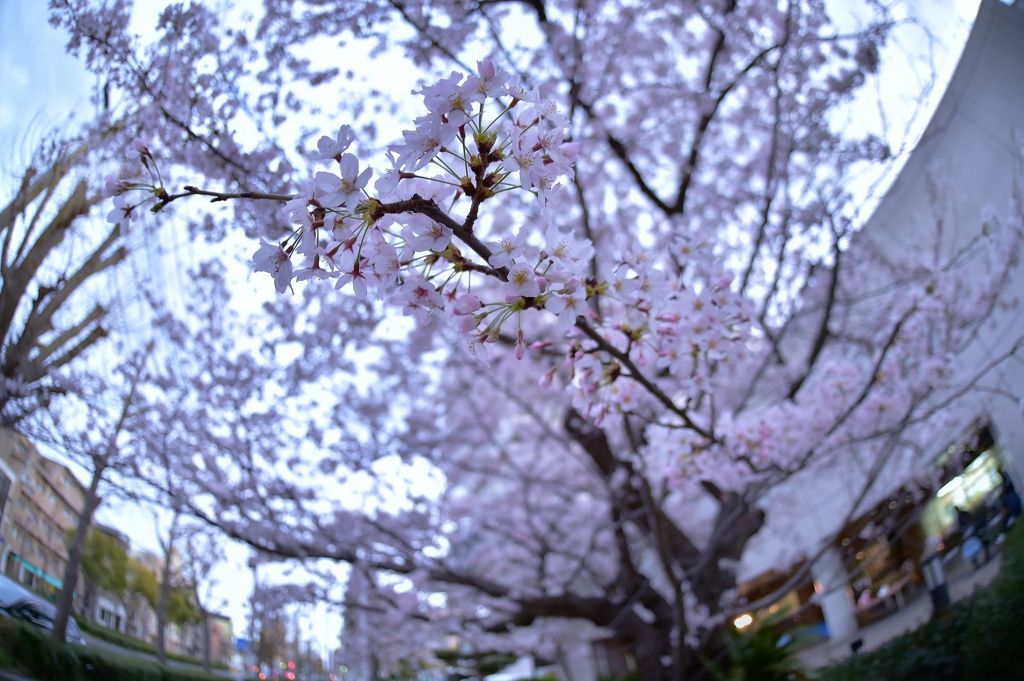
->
left=75, top=646, right=164, bottom=681
left=703, top=617, right=812, bottom=681
left=0, top=617, right=225, bottom=681
left=821, top=522, right=1024, bottom=681
left=0, top=616, right=81, bottom=681
left=962, top=520, right=1024, bottom=680
left=77, top=618, right=153, bottom=651
left=76, top=618, right=229, bottom=670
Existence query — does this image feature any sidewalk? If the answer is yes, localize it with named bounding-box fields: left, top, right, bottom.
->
left=797, top=554, right=1002, bottom=669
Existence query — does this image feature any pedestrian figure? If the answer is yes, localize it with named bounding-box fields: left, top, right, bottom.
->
left=1000, top=472, right=1021, bottom=533
left=956, top=506, right=990, bottom=569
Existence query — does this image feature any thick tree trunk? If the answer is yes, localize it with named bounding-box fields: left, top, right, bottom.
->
left=52, top=349, right=145, bottom=643
left=52, top=463, right=104, bottom=643
left=155, top=557, right=172, bottom=663
left=624, top=615, right=676, bottom=681
left=83, top=578, right=97, bottom=623
left=201, top=607, right=212, bottom=672
left=156, top=509, right=181, bottom=665
left=562, top=409, right=768, bottom=681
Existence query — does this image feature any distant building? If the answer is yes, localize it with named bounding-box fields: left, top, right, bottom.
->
left=0, top=428, right=236, bottom=668
left=88, top=524, right=132, bottom=635
left=209, top=613, right=236, bottom=666
left=169, top=611, right=236, bottom=667
left=0, top=428, right=86, bottom=605
left=95, top=522, right=130, bottom=550
left=126, top=549, right=164, bottom=642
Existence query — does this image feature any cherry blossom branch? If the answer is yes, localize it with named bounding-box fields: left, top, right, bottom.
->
left=890, top=334, right=1024, bottom=434
left=820, top=306, right=914, bottom=442
left=575, top=320, right=714, bottom=441
left=174, top=186, right=294, bottom=203
left=375, top=196, right=510, bottom=280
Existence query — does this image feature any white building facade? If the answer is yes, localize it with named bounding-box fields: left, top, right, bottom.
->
left=736, top=0, right=1024, bottom=646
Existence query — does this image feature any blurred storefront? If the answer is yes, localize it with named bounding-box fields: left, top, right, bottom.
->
left=733, top=425, right=1015, bottom=637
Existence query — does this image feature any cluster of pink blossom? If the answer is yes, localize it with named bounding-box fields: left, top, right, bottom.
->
left=559, top=236, right=755, bottom=425
left=246, top=60, right=582, bottom=312
left=106, top=61, right=762, bottom=433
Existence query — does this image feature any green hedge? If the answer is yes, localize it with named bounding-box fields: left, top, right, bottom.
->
left=0, top=617, right=225, bottom=681
left=821, top=521, right=1024, bottom=681
left=76, top=618, right=230, bottom=671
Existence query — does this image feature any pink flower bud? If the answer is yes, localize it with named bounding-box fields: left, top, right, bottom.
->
left=454, top=293, right=482, bottom=315
left=559, top=142, right=579, bottom=162
left=515, top=330, right=526, bottom=360
left=536, top=276, right=548, bottom=292
left=538, top=367, right=556, bottom=389
left=477, top=59, right=496, bottom=81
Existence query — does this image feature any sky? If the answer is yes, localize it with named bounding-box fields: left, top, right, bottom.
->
left=0, top=0, right=989, bottom=662
left=0, top=0, right=94, bottom=164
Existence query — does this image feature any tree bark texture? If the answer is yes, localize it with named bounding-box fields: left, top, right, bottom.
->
left=52, top=463, right=104, bottom=644
left=156, top=509, right=181, bottom=666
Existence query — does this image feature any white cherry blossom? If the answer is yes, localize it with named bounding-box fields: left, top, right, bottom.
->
left=314, top=154, right=372, bottom=208
left=315, top=124, right=356, bottom=160
left=252, top=238, right=294, bottom=293
left=503, top=262, right=541, bottom=299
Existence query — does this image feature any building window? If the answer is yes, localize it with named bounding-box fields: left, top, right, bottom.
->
left=922, top=449, right=1004, bottom=537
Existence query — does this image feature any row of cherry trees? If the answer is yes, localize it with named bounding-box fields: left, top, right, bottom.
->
left=21, top=0, right=1024, bottom=679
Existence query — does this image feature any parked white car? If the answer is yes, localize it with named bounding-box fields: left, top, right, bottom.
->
left=0, top=573, right=87, bottom=645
